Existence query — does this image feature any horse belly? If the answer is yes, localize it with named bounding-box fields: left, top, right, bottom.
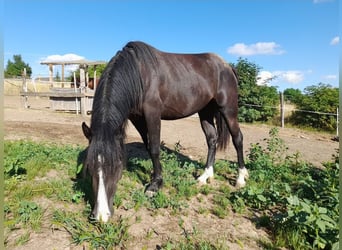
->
left=160, top=88, right=212, bottom=120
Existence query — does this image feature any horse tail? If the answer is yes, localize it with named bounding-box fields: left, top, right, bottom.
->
left=215, top=64, right=238, bottom=151
left=215, top=111, right=230, bottom=151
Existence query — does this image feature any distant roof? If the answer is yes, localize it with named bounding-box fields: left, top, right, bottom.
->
left=40, top=59, right=106, bottom=66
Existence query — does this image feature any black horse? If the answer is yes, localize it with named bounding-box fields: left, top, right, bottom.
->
left=82, top=41, right=248, bottom=222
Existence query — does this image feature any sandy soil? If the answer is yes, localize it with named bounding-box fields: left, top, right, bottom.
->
left=4, top=95, right=338, bottom=250
left=5, top=96, right=337, bottom=167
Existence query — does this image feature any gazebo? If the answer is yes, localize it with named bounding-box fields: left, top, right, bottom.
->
left=21, top=59, right=106, bottom=115
left=40, top=59, right=106, bottom=90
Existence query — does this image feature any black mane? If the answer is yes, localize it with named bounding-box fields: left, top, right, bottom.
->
left=87, top=41, right=157, bottom=175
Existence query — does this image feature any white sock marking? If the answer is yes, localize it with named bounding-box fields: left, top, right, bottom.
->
left=197, top=166, right=214, bottom=184
left=96, top=168, right=111, bottom=222
left=236, top=167, right=249, bottom=188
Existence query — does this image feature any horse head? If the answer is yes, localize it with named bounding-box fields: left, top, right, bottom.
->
left=82, top=122, right=123, bottom=222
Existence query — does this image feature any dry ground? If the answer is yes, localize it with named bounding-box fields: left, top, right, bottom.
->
left=4, top=95, right=338, bottom=250
left=5, top=96, right=337, bottom=167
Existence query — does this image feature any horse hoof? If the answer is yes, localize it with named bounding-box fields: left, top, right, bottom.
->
left=235, top=167, right=248, bottom=188
left=197, top=177, right=213, bottom=186
left=235, top=180, right=246, bottom=188
left=197, top=179, right=206, bottom=186
left=197, top=166, right=214, bottom=185
left=145, top=190, right=157, bottom=198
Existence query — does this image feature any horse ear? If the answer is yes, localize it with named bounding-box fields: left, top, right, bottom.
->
left=82, top=122, right=92, bottom=140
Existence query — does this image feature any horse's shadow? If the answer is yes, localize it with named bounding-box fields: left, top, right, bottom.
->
left=73, top=141, right=204, bottom=206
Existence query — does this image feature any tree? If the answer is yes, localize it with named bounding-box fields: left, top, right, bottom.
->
left=290, top=83, right=339, bottom=131
left=283, top=88, right=303, bottom=103
left=233, top=58, right=279, bottom=123
left=71, top=63, right=107, bottom=80
left=55, top=70, right=61, bottom=82
left=5, top=55, right=32, bottom=78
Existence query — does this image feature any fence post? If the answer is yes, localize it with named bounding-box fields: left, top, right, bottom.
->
left=280, top=92, right=285, bottom=128
left=22, top=68, right=28, bottom=108
left=337, top=108, right=339, bottom=137
left=74, top=71, right=79, bottom=115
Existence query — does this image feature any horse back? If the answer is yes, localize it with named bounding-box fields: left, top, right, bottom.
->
left=139, top=49, right=238, bottom=119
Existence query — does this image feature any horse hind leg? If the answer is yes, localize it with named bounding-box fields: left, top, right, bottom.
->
left=197, top=107, right=217, bottom=185
left=219, top=107, right=249, bottom=188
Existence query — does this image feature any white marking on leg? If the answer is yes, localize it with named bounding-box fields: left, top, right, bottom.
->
left=96, top=167, right=111, bottom=222
left=145, top=190, right=156, bottom=198
left=235, top=167, right=249, bottom=188
left=197, top=166, right=214, bottom=185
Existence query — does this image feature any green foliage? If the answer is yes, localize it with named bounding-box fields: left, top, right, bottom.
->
left=283, top=88, right=303, bottom=103
left=5, top=54, right=32, bottom=78
left=274, top=152, right=339, bottom=249
left=4, top=140, right=82, bottom=179
left=233, top=58, right=279, bottom=123
left=71, top=63, right=107, bottom=80
left=52, top=210, right=129, bottom=249
left=290, top=83, right=339, bottom=131
left=4, top=200, right=43, bottom=234
left=230, top=128, right=339, bottom=249
left=17, top=201, right=43, bottom=230
left=4, top=139, right=339, bottom=249
left=212, top=194, right=230, bottom=218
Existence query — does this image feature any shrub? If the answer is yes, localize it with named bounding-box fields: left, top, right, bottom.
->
left=230, top=128, right=339, bottom=249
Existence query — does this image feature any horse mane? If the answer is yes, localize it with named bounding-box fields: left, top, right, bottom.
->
left=87, top=41, right=157, bottom=175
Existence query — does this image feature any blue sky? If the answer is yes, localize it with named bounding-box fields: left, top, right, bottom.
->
left=4, top=0, right=340, bottom=91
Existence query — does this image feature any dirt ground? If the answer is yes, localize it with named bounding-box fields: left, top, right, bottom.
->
left=5, top=96, right=337, bottom=167
left=4, top=95, right=338, bottom=250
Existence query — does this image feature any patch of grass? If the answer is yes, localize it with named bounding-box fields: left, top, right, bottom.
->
left=4, top=136, right=339, bottom=249
left=4, top=200, right=44, bottom=234
left=15, top=231, right=31, bottom=246
left=17, top=201, right=43, bottom=231
left=229, top=128, right=339, bottom=249
left=199, top=184, right=212, bottom=195
left=212, top=194, right=230, bottom=219
left=4, top=140, right=83, bottom=247
left=52, top=210, right=130, bottom=249
left=161, top=223, right=230, bottom=250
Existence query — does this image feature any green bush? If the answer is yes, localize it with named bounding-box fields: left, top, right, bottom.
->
left=229, top=128, right=339, bottom=249
left=290, top=83, right=338, bottom=131
left=233, top=58, right=279, bottom=123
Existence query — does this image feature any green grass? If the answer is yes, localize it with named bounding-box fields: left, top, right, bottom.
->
left=4, top=132, right=339, bottom=249
left=52, top=210, right=129, bottom=249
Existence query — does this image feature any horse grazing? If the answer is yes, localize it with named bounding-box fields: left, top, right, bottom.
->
left=82, top=41, right=249, bottom=222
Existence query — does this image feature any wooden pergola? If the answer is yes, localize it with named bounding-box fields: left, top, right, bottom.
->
left=40, top=59, right=106, bottom=90
left=20, top=59, right=107, bottom=115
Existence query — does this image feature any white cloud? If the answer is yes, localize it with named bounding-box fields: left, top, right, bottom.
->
left=257, top=70, right=306, bottom=85
left=227, top=42, right=285, bottom=56
left=281, top=71, right=304, bottom=84
left=330, top=36, right=340, bottom=45
left=313, top=0, right=333, bottom=3
left=40, top=53, right=85, bottom=72
left=41, top=53, right=85, bottom=63
left=323, top=74, right=337, bottom=80
left=257, top=71, right=274, bottom=85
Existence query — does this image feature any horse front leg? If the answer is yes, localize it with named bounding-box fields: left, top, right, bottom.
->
left=143, top=108, right=163, bottom=197
left=197, top=110, right=217, bottom=185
